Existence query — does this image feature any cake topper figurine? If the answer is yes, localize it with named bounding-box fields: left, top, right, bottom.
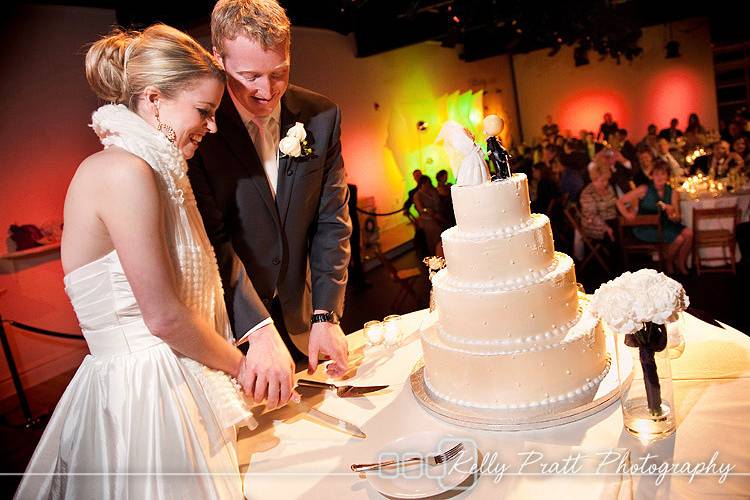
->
left=483, top=115, right=512, bottom=181
left=435, top=121, right=491, bottom=186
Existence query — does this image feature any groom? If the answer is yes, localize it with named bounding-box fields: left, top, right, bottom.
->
left=188, top=0, right=351, bottom=409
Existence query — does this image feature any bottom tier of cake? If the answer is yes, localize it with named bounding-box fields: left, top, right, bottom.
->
left=420, top=307, right=608, bottom=411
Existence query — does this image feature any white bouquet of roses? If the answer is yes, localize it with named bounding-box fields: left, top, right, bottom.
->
left=590, top=269, right=689, bottom=336
left=591, top=269, right=689, bottom=414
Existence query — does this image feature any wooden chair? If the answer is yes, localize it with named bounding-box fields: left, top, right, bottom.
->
left=564, top=204, right=612, bottom=275
left=617, top=214, right=665, bottom=271
left=692, top=206, right=739, bottom=275
left=373, top=245, right=422, bottom=313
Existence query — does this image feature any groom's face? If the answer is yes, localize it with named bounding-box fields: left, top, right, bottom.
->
left=216, top=35, right=290, bottom=117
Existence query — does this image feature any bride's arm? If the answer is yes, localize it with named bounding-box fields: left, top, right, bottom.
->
left=95, top=154, right=244, bottom=378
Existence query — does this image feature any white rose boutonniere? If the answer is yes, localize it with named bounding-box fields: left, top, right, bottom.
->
left=279, top=122, right=312, bottom=158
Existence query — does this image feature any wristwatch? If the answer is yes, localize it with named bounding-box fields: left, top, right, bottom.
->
left=311, top=311, right=340, bottom=325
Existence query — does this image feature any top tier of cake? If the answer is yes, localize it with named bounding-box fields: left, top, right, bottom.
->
left=451, top=173, right=531, bottom=233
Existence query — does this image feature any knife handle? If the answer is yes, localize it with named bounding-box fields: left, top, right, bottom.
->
left=297, top=379, right=337, bottom=391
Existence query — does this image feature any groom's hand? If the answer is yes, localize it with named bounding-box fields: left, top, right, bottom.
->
left=308, top=318, right=349, bottom=378
left=238, top=324, right=296, bottom=411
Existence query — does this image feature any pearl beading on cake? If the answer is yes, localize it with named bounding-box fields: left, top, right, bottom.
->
left=437, top=308, right=584, bottom=346
left=423, top=354, right=611, bottom=410
left=433, top=253, right=572, bottom=292
left=442, top=213, right=548, bottom=242
left=423, top=311, right=598, bottom=356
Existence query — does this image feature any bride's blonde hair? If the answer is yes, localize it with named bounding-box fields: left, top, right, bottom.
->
left=85, top=24, right=224, bottom=108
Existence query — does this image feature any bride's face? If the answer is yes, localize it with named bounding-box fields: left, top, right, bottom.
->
left=158, top=77, right=224, bottom=159
left=215, top=35, right=289, bottom=117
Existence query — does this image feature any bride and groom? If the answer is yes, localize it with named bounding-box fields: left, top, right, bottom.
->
left=15, top=0, right=352, bottom=498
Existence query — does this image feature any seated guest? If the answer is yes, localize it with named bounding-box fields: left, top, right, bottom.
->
left=733, top=136, right=750, bottom=166
left=639, top=124, right=659, bottom=154
left=597, top=112, right=619, bottom=142
left=542, top=144, right=559, bottom=167
left=414, top=175, right=447, bottom=257
left=616, top=160, right=693, bottom=275
left=615, top=128, right=638, bottom=166
left=530, top=162, right=562, bottom=213
left=589, top=148, right=634, bottom=196
left=435, top=169, right=456, bottom=227
left=554, top=156, right=584, bottom=202
left=656, top=137, right=685, bottom=178
left=659, top=118, right=683, bottom=142
left=561, top=139, right=590, bottom=182
left=634, top=146, right=655, bottom=186
left=579, top=161, right=619, bottom=263
left=693, top=140, right=745, bottom=176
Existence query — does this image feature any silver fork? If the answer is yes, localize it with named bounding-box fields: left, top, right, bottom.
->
left=350, top=443, right=464, bottom=472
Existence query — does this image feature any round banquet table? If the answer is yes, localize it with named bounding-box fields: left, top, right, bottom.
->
left=678, top=189, right=750, bottom=266
left=237, top=309, right=750, bottom=499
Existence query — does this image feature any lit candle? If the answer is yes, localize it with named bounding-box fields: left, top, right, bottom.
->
left=364, top=320, right=384, bottom=345
left=383, top=314, right=402, bottom=346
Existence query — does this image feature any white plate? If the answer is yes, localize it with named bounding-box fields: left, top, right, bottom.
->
left=365, top=431, right=478, bottom=499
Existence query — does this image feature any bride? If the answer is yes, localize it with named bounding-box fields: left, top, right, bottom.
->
left=15, top=24, right=276, bottom=499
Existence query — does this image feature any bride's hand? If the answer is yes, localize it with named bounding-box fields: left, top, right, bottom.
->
left=238, top=323, right=296, bottom=411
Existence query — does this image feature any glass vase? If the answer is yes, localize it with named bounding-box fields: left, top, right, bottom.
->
left=615, top=322, right=676, bottom=441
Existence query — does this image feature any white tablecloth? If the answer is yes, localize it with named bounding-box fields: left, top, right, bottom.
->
left=237, top=310, right=750, bottom=499
left=679, top=191, right=750, bottom=266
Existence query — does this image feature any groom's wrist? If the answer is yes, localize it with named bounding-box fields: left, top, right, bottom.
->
left=239, top=317, right=273, bottom=344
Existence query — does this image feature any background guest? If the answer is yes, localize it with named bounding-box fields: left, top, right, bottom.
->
left=402, top=169, right=423, bottom=214
left=656, top=137, right=685, bottom=178
left=634, top=145, right=655, bottom=186
left=413, top=175, right=447, bottom=257
left=732, top=136, right=750, bottom=165
left=615, top=128, right=638, bottom=166
left=639, top=124, right=659, bottom=154
left=597, top=112, right=618, bottom=142
left=561, top=139, right=590, bottom=183
left=579, top=162, right=619, bottom=267
left=542, top=114, right=559, bottom=140
left=693, top=140, right=744, bottom=176
left=554, top=156, right=584, bottom=202
left=659, top=118, right=683, bottom=142
left=616, top=160, right=692, bottom=275
left=685, top=112, right=705, bottom=135
left=435, top=169, right=456, bottom=227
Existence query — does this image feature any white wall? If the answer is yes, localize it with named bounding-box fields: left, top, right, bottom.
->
left=513, top=18, right=717, bottom=143
left=0, top=5, right=116, bottom=398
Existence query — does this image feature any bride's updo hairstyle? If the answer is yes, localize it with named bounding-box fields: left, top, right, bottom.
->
left=85, top=24, right=224, bottom=109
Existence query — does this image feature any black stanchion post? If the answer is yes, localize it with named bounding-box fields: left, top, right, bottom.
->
left=0, top=316, right=34, bottom=424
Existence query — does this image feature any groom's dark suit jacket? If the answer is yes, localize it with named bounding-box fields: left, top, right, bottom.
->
left=188, top=85, right=352, bottom=352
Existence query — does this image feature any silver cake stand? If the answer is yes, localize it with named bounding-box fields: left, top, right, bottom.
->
left=410, top=337, right=633, bottom=431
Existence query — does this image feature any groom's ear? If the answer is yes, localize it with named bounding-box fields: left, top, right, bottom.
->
left=212, top=48, right=225, bottom=70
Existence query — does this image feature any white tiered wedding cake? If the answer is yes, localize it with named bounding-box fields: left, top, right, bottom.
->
left=420, top=163, right=609, bottom=415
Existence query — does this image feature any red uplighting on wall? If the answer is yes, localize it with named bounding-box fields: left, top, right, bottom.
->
left=644, top=67, right=703, bottom=128
left=557, top=90, right=628, bottom=136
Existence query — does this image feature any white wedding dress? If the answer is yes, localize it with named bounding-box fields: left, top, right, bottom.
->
left=15, top=105, right=256, bottom=500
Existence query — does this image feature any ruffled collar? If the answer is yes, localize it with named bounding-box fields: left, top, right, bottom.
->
left=90, top=104, right=187, bottom=180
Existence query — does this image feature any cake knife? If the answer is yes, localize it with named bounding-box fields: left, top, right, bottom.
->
left=294, top=400, right=367, bottom=439
left=296, top=378, right=389, bottom=397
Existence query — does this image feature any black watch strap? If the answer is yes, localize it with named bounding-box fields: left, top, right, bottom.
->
left=311, top=311, right=339, bottom=325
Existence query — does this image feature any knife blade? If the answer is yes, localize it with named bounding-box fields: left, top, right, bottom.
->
left=341, top=385, right=389, bottom=397
left=295, top=400, right=367, bottom=439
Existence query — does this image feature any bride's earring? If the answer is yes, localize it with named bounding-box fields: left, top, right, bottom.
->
left=155, top=111, right=177, bottom=144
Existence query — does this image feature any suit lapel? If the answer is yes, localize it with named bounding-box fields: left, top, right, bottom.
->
left=216, top=93, right=280, bottom=227
left=276, top=92, right=302, bottom=227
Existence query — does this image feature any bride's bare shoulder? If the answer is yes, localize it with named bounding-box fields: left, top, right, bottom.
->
left=74, top=147, right=154, bottom=186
